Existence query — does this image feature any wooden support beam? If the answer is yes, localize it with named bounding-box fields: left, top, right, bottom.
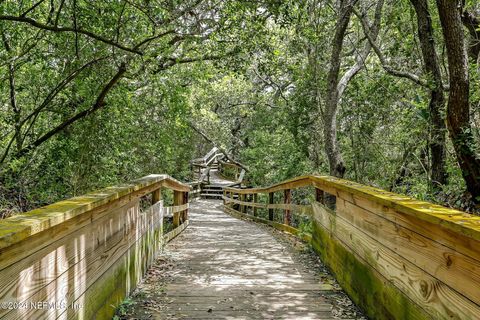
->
left=316, top=188, right=324, bottom=204
left=152, top=188, right=162, bottom=205
left=253, top=193, right=258, bottom=216
left=173, top=190, right=183, bottom=228
left=268, top=192, right=274, bottom=221
left=284, top=189, right=291, bottom=225
left=240, top=194, right=246, bottom=213
left=183, top=191, right=189, bottom=222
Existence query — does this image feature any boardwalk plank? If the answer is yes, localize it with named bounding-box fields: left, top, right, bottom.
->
left=119, top=197, right=364, bottom=319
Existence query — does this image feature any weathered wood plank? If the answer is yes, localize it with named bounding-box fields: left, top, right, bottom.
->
left=312, top=202, right=480, bottom=320
left=0, top=200, right=141, bottom=318
left=3, top=201, right=165, bottom=320
left=122, top=199, right=361, bottom=320
left=337, top=190, right=480, bottom=263
left=225, top=175, right=480, bottom=243
left=163, top=220, right=190, bottom=243
left=334, top=197, right=480, bottom=306
left=0, top=175, right=191, bottom=320
left=0, top=175, right=187, bottom=270
left=223, top=196, right=313, bottom=216
left=311, top=176, right=480, bottom=242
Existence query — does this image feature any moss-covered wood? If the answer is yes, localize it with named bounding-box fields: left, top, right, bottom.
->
left=0, top=175, right=191, bottom=320
left=312, top=201, right=480, bottom=320
left=225, top=175, right=480, bottom=242
left=226, top=174, right=480, bottom=320
left=311, top=219, right=430, bottom=320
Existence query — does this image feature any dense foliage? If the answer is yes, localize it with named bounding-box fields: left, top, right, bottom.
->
left=1, top=0, right=479, bottom=216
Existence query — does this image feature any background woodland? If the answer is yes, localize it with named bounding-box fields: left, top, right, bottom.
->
left=1, top=0, right=479, bottom=217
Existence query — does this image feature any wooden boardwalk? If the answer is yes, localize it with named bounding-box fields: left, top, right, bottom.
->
left=121, top=199, right=364, bottom=320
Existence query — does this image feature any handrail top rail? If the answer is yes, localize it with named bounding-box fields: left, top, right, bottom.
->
left=203, top=146, right=219, bottom=161
left=224, top=174, right=480, bottom=242
left=0, top=174, right=190, bottom=251
left=218, top=159, right=242, bottom=168
left=191, top=147, right=219, bottom=165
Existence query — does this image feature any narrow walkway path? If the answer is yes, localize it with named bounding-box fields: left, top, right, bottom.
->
left=120, top=199, right=365, bottom=319
left=206, top=168, right=234, bottom=186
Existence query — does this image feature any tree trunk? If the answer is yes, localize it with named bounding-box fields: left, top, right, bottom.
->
left=323, top=0, right=357, bottom=178
left=436, top=0, right=480, bottom=202
left=410, top=0, right=447, bottom=188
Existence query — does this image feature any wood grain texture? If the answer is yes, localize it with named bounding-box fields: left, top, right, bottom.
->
left=128, top=199, right=356, bottom=319
left=0, top=175, right=191, bottom=320
left=337, top=190, right=480, bottom=263
left=0, top=175, right=189, bottom=252
left=313, top=202, right=480, bottom=320
left=224, top=174, right=480, bottom=242
left=2, top=200, right=165, bottom=320
left=335, top=197, right=480, bottom=305
left=0, top=200, right=140, bottom=318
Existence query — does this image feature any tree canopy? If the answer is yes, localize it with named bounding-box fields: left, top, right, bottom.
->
left=1, top=0, right=480, bottom=216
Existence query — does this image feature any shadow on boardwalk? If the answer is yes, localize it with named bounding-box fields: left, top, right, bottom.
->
left=115, top=199, right=366, bottom=320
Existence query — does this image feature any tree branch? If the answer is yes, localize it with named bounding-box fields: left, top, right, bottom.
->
left=19, top=57, right=107, bottom=131
left=20, top=0, right=46, bottom=17
left=353, top=8, right=431, bottom=88
left=0, top=15, right=142, bottom=55
left=14, top=64, right=126, bottom=159
left=338, top=0, right=384, bottom=99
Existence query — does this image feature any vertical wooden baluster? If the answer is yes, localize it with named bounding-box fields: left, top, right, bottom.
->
left=253, top=193, right=258, bottom=216
left=152, top=188, right=162, bottom=234
left=316, top=188, right=324, bottom=204
left=152, top=188, right=162, bottom=205
left=223, top=189, right=226, bottom=205
left=284, top=189, right=291, bottom=225
left=240, top=193, right=246, bottom=213
left=183, top=191, right=189, bottom=222
left=173, top=190, right=182, bottom=228
left=268, top=192, right=274, bottom=221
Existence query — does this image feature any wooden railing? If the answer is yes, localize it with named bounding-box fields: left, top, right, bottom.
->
left=223, top=175, right=480, bottom=320
left=0, top=174, right=191, bottom=320
left=191, top=147, right=224, bottom=183
left=218, top=160, right=246, bottom=186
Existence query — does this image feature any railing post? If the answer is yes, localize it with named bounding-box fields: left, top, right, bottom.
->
left=183, top=191, right=189, bottom=222
left=253, top=193, right=258, bottom=216
left=240, top=193, right=246, bottom=213
left=316, top=188, right=324, bottom=204
left=268, top=192, right=274, bottom=221
left=284, top=189, right=291, bottom=225
left=152, top=188, right=162, bottom=205
left=173, top=190, right=182, bottom=228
